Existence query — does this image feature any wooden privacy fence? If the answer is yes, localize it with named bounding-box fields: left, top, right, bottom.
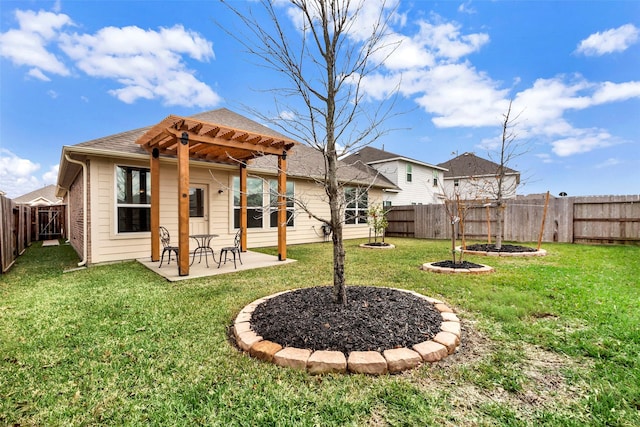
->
left=1, top=195, right=66, bottom=273
left=386, top=194, right=640, bottom=245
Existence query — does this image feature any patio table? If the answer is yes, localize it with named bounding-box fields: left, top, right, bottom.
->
left=190, top=234, right=219, bottom=267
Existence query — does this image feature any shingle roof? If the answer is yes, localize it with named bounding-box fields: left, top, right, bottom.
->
left=13, top=184, right=62, bottom=205
left=343, top=146, right=446, bottom=171
left=67, top=108, right=395, bottom=189
left=437, top=152, right=519, bottom=178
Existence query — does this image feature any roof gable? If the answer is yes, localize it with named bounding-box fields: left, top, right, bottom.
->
left=437, top=152, right=519, bottom=178
left=13, top=184, right=62, bottom=205
left=343, top=146, right=446, bottom=171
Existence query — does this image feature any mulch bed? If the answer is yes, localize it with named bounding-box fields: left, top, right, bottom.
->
left=250, top=286, right=442, bottom=355
left=465, top=243, right=537, bottom=253
left=361, top=242, right=392, bottom=247
left=431, top=260, right=485, bottom=269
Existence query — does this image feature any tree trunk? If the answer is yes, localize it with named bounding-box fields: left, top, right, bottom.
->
left=495, top=201, right=504, bottom=249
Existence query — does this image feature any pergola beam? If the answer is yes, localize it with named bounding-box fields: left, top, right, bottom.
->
left=135, top=114, right=296, bottom=276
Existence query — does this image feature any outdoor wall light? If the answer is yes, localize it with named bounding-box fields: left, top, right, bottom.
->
left=218, top=189, right=224, bottom=194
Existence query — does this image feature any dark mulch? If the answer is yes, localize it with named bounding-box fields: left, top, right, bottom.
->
left=362, top=242, right=392, bottom=247
left=465, top=243, right=537, bottom=253
left=432, top=260, right=485, bottom=269
left=250, top=286, right=442, bottom=355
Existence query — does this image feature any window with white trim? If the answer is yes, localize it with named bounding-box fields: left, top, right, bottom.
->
left=406, top=164, right=413, bottom=182
left=232, top=177, right=295, bottom=229
left=344, top=187, right=368, bottom=224
left=233, top=176, right=263, bottom=229
left=116, top=165, right=151, bottom=233
left=269, top=180, right=295, bottom=228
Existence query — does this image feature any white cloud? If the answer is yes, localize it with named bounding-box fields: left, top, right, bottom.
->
left=42, top=164, right=59, bottom=184
left=59, top=24, right=221, bottom=107
left=575, top=24, right=639, bottom=56
left=591, top=81, right=640, bottom=104
left=458, top=1, right=476, bottom=15
left=0, top=149, right=42, bottom=198
left=0, top=9, right=72, bottom=78
left=1, top=8, right=222, bottom=108
left=551, top=130, right=614, bottom=157
left=595, top=158, right=621, bottom=169
left=28, top=68, right=51, bottom=81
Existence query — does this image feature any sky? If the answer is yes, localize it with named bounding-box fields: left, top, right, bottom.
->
left=1, top=0, right=639, bottom=199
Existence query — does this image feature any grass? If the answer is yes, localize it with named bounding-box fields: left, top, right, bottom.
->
left=1, top=238, right=639, bottom=426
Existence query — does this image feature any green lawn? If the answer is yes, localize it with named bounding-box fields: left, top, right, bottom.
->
left=1, top=239, right=638, bottom=426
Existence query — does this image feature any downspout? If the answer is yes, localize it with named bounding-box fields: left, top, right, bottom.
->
left=64, top=154, right=88, bottom=266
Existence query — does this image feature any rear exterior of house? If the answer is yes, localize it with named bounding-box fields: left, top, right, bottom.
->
left=57, top=109, right=392, bottom=265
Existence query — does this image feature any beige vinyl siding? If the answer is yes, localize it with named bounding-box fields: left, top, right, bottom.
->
left=87, top=157, right=384, bottom=264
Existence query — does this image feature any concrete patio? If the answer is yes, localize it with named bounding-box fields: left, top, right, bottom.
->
left=137, top=250, right=296, bottom=281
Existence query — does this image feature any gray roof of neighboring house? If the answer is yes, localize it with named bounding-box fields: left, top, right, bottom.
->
left=63, top=108, right=396, bottom=189
left=13, top=184, right=62, bottom=205
left=342, top=146, right=447, bottom=171
left=437, top=152, right=519, bottom=179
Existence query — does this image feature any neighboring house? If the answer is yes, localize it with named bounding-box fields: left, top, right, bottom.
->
left=437, top=152, right=520, bottom=201
left=14, top=184, right=66, bottom=241
left=342, top=146, right=447, bottom=206
left=13, top=185, right=63, bottom=206
left=56, top=108, right=394, bottom=266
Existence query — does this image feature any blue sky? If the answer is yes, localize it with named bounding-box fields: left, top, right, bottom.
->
left=1, top=0, right=639, bottom=199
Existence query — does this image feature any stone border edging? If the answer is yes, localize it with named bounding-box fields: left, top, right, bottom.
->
left=421, top=262, right=494, bottom=274
left=233, top=288, right=460, bottom=375
left=456, top=245, right=547, bottom=257
left=358, top=243, right=396, bottom=249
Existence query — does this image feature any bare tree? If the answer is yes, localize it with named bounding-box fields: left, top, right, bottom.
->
left=490, top=99, right=527, bottom=249
left=222, top=0, right=399, bottom=304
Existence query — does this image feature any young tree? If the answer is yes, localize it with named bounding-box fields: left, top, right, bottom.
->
left=491, top=99, right=527, bottom=249
left=222, top=0, right=399, bottom=304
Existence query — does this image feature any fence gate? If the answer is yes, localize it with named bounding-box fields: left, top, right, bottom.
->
left=33, top=206, right=66, bottom=240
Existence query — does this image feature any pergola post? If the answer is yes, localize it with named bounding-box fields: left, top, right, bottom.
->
left=135, top=114, right=297, bottom=276
left=239, top=163, right=247, bottom=252
left=178, top=132, right=190, bottom=276
left=277, top=152, right=287, bottom=261
left=150, top=148, right=160, bottom=261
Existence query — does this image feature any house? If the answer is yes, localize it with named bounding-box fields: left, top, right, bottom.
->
left=13, top=185, right=63, bottom=207
left=13, top=184, right=65, bottom=241
left=56, top=108, right=394, bottom=269
left=342, top=146, right=447, bottom=206
left=436, top=152, right=520, bottom=201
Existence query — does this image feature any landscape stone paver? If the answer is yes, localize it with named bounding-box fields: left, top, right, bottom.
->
left=440, top=321, right=462, bottom=338
left=413, top=340, right=449, bottom=362
left=249, top=340, right=282, bottom=362
left=441, top=312, right=459, bottom=322
left=236, top=330, right=263, bottom=352
left=307, top=350, right=347, bottom=375
left=434, top=303, right=454, bottom=313
left=383, top=348, right=422, bottom=373
left=347, top=351, right=388, bottom=375
left=235, top=288, right=462, bottom=375
left=433, top=331, right=459, bottom=354
left=273, top=347, right=312, bottom=370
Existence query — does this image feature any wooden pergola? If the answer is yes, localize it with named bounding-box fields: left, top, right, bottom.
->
left=135, top=115, right=296, bottom=276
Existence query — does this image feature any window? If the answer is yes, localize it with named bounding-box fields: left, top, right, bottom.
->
left=232, top=177, right=296, bottom=229
left=433, top=171, right=439, bottom=187
left=189, top=188, right=205, bottom=217
left=116, top=165, right=151, bottom=233
left=233, top=176, right=264, bottom=229
left=344, top=187, right=368, bottom=224
left=454, top=179, right=459, bottom=187
left=383, top=200, right=392, bottom=208
left=269, top=180, right=295, bottom=228
left=406, top=164, right=413, bottom=182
